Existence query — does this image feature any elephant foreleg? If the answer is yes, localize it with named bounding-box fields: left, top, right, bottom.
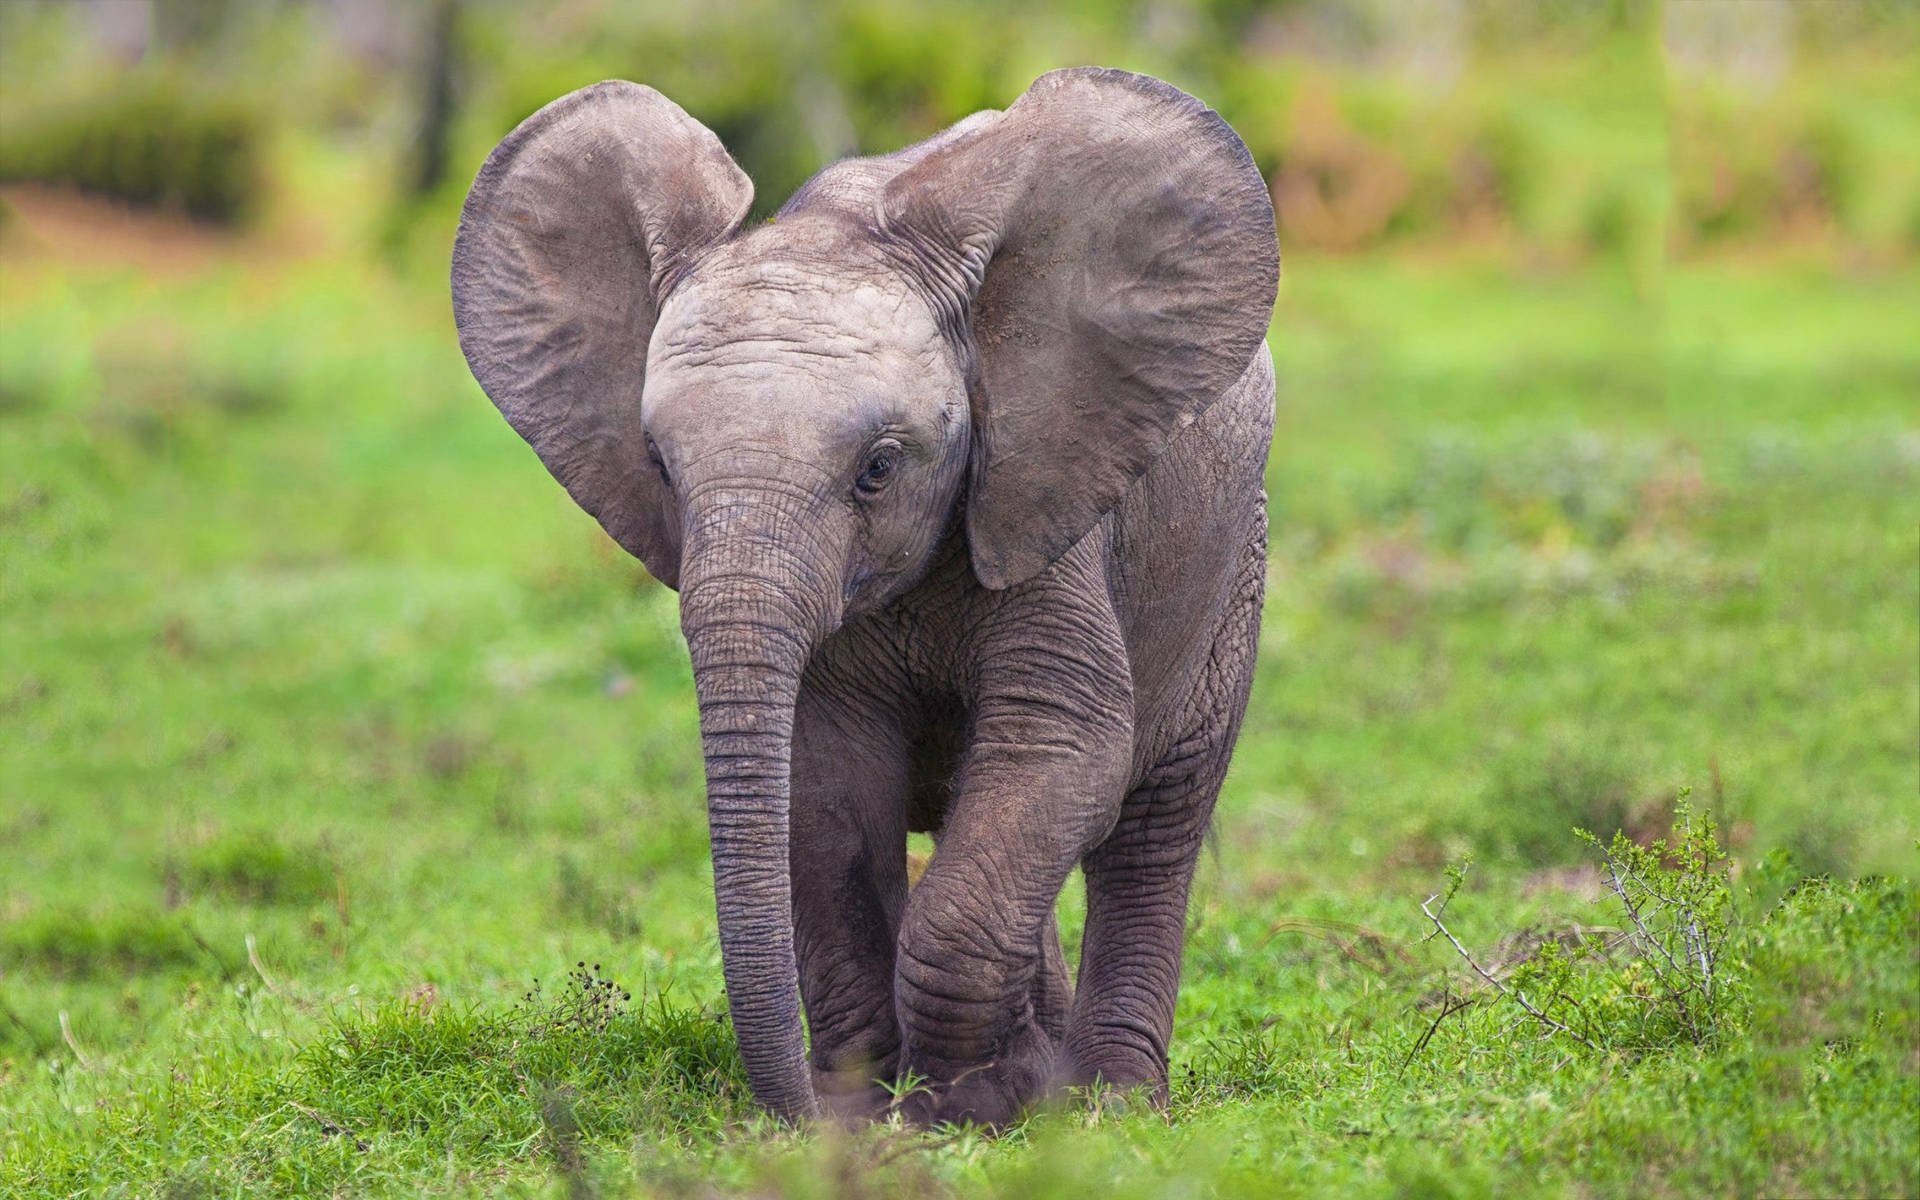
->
left=790, top=679, right=911, bottom=1122
left=893, top=581, right=1135, bottom=1127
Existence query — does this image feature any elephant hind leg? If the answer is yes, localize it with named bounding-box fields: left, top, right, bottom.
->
left=1063, top=520, right=1264, bottom=1100
left=1061, top=731, right=1235, bottom=1100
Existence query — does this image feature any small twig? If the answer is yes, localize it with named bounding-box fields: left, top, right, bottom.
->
left=1398, top=987, right=1474, bottom=1077
left=1689, top=915, right=1713, bottom=999
left=1609, top=852, right=1686, bottom=910
left=289, top=1101, right=371, bottom=1152
left=246, top=933, right=281, bottom=996
left=1602, top=859, right=1691, bottom=984
left=184, top=923, right=238, bottom=980
left=59, top=1010, right=94, bottom=1069
left=1421, top=894, right=1599, bottom=1051
left=1263, top=917, right=1417, bottom=971
left=942, top=1059, right=997, bottom=1092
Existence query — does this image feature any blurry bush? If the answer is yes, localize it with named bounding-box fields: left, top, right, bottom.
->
left=1671, top=80, right=1915, bottom=256
left=464, top=2, right=1020, bottom=223
left=0, top=71, right=264, bottom=225
left=0, top=0, right=1912, bottom=261
left=448, top=0, right=1917, bottom=266
left=1666, top=0, right=1919, bottom=259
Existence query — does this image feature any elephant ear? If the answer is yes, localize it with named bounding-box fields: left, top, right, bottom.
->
left=882, top=68, right=1278, bottom=590
left=452, top=81, right=752, bottom=588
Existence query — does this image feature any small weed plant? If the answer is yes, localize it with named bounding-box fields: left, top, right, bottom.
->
left=1423, top=789, right=1749, bottom=1054
left=1577, top=792, right=1746, bottom=1047
left=515, top=961, right=634, bottom=1037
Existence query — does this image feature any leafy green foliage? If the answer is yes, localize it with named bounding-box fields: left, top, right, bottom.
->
left=1576, top=794, right=1747, bottom=1047
left=0, top=72, right=263, bottom=224
left=11, top=2, right=1913, bottom=256
left=1423, top=793, right=1752, bottom=1058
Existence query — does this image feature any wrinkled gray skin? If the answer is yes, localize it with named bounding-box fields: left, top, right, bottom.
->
left=452, top=68, right=1278, bottom=1128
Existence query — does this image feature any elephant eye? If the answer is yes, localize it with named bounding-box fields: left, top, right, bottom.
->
left=645, top=434, right=670, bottom=484
left=855, top=440, right=902, bottom=496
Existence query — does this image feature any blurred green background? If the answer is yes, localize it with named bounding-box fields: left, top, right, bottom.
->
left=1, top=1, right=1915, bottom=1196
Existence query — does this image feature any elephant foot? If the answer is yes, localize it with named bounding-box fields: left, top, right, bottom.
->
left=900, top=1014, right=1055, bottom=1129
left=811, top=1050, right=901, bottom=1126
left=1058, top=1042, right=1170, bottom=1109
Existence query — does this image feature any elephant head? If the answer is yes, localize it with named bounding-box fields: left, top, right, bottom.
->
left=452, top=68, right=1277, bottom=1121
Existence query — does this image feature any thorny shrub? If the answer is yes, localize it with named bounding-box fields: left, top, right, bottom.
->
left=1423, top=789, right=1751, bottom=1054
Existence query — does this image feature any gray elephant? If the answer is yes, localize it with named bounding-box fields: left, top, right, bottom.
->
left=452, top=67, right=1278, bottom=1127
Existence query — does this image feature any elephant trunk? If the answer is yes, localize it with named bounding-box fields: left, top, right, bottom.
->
left=677, top=498, right=838, bottom=1123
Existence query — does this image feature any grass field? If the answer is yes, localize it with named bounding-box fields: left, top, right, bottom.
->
left=1, top=197, right=1916, bottom=1196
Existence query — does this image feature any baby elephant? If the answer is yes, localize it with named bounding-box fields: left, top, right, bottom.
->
left=453, top=67, right=1278, bottom=1126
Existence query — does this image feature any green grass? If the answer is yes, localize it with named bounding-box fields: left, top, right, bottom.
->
left=0, top=233, right=1915, bottom=1196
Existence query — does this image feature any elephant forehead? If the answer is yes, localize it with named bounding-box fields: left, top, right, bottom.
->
left=645, top=259, right=951, bottom=415
left=652, top=261, right=935, bottom=363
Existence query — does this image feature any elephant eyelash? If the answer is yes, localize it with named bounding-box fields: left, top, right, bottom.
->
left=645, top=434, right=670, bottom=484
left=854, top=439, right=904, bottom=497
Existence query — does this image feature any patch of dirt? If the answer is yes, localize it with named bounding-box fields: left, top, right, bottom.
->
left=0, top=183, right=253, bottom=276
